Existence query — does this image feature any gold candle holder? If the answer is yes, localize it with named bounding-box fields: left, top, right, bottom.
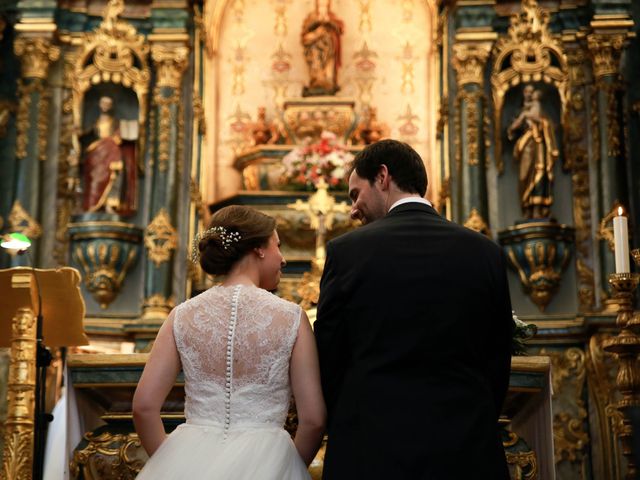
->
left=603, top=260, right=640, bottom=479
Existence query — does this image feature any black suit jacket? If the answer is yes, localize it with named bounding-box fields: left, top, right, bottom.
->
left=315, top=202, right=513, bottom=479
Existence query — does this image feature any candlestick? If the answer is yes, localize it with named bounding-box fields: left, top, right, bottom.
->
left=603, top=272, right=640, bottom=480
left=613, top=207, right=630, bottom=273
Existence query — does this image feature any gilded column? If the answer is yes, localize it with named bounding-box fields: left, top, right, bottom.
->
left=1, top=308, right=37, bottom=480
left=452, top=37, right=493, bottom=235
left=141, top=41, right=189, bottom=323
left=587, top=19, right=633, bottom=300
left=11, top=36, right=59, bottom=265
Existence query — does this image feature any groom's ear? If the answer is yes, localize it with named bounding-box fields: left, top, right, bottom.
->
left=377, top=164, right=390, bottom=190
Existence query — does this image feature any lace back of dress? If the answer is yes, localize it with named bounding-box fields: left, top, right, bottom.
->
left=174, top=285, right=301, bottom=433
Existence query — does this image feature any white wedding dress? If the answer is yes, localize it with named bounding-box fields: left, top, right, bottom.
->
left=136, top=284, right=310, bottom=479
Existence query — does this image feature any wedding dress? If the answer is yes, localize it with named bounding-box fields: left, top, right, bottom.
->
left=136, top=284, right=310, bottom=479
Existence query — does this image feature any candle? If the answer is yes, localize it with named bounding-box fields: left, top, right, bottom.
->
left=613, top=206, right=630, bottom=273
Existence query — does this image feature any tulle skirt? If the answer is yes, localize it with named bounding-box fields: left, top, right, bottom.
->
left=136, top=421, right=310, bottom=479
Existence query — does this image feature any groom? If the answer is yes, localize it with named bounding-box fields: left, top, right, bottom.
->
left=315, top=140, right=513, bottom=479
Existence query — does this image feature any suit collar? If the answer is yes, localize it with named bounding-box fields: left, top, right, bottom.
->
left=386, top=201, right=440, bottom=217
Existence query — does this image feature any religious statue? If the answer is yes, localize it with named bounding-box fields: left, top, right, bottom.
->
left=301, top=0, right=344, bottom=97
left=507, top=85, right=559, bottom=219
left=79, top=95, right=138, bottom=216
left=352, top=107, right=389, bottom=145
left=250, top=107, right=281, bottom=146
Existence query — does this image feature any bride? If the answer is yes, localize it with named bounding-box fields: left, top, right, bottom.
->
left=133, top=205, right=326, bottom=479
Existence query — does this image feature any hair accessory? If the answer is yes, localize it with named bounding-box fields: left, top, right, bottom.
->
left=191, top=226, right=242, bottom=264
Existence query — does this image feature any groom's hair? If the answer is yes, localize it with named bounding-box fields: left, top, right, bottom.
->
left=350, top=139, right=427, bottom=197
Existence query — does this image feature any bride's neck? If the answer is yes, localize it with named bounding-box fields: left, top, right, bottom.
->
left=224, top=256, right=260, bottom=287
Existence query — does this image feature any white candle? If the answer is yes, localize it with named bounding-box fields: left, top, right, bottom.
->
left=613, top=206, right=630, bottom=273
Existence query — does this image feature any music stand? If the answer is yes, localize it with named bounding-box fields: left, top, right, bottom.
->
left=0, top=266, right=88, bottom=480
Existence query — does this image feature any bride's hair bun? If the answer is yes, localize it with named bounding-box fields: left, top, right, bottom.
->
left=195, top=205, right=276, bottom=275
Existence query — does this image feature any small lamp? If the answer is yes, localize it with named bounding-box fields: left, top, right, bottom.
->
left=1, top=232, right=32, bottom=251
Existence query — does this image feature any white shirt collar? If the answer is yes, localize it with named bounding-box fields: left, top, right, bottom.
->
left=388, top=196, right=432, bottom=212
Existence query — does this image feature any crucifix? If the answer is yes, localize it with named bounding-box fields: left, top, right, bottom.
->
left=288, top=178, right=350, bottom=309
left=288, top=178, right=350, bottom=270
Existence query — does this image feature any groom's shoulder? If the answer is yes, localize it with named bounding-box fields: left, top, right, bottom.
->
left=329, top=219, right=387, bottom=250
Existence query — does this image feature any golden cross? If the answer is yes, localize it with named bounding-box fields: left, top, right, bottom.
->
left=287, top=178, right=350, bottom=270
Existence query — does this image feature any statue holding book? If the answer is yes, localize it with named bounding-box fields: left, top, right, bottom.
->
left=79, top=95, right=138, bottom=216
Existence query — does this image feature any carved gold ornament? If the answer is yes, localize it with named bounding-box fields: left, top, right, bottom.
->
left=72, top=0, right=150, bottom=172
left=2, top=308, right=36, bottom=480
left=15, top=77, right=50, bottom=162
left=151, top=45, right=189, bottom=90
left=145, top=209, right=178, bottom=266
left=154, top=92, right=181, bottom=172
left=506, top=449, right=538, bottom=480
left=282, top=98, right=356, bottom=145
left=541, top=348, right=589, bottom=465
left=189, top=177, right=207, bottom=222
left=70, top=430, right=147, bottom=479
left=587, top=32, right=631, bottom=79
left=457, top=89, right=483, bottom=166
left=8, top=200, right=42, bottom=239
left=463, top=208, right=490, bottom=237
left=491, top=0, right=569, bottom=173
left=13, top=37, right=60, bottom=80
left=597, top=203, right=623, bottom=253
left=452, top=43, right=492, bottom=87
left=586, top=333, right=624, bottom=479
left=73, top=243, right=138, bottom=309
left=141, top=294, right=175, bottom=322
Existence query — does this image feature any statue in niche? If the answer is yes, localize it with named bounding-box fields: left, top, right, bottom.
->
left=79, top=95, right=138, bottom=216
left=507, top=85, right=559, bottom=219
left=301, top=0, right=344, bottom=97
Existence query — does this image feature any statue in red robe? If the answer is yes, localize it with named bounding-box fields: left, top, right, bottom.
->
left=80, top=96, right=137, bottom=216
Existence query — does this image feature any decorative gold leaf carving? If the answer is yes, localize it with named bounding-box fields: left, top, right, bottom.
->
left=587, top=33, right=630, bottom=79
left=145, top=208, right=178, bottom=266
left=463, top=208, right=490, bottom=237
left=597, top=202, right=623, bottom=253
left=70, top=430, right=147, bottom=479
left=151, top=45, right=189, bottom=90
left=13, top=38, right=60, bottom=80
left=540, top=347, right=589, bottom=466
left=8, top=200, right=42, bottom=239
left=452, top=43, right=491, bottom=88
left=2, top=308, right=36, bottom=480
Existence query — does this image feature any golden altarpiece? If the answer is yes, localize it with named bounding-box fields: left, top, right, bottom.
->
left=0, top=0, right=639, bottom=478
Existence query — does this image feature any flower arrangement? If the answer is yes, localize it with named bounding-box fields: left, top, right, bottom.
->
left=280, top=131, right=353, bottom=191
